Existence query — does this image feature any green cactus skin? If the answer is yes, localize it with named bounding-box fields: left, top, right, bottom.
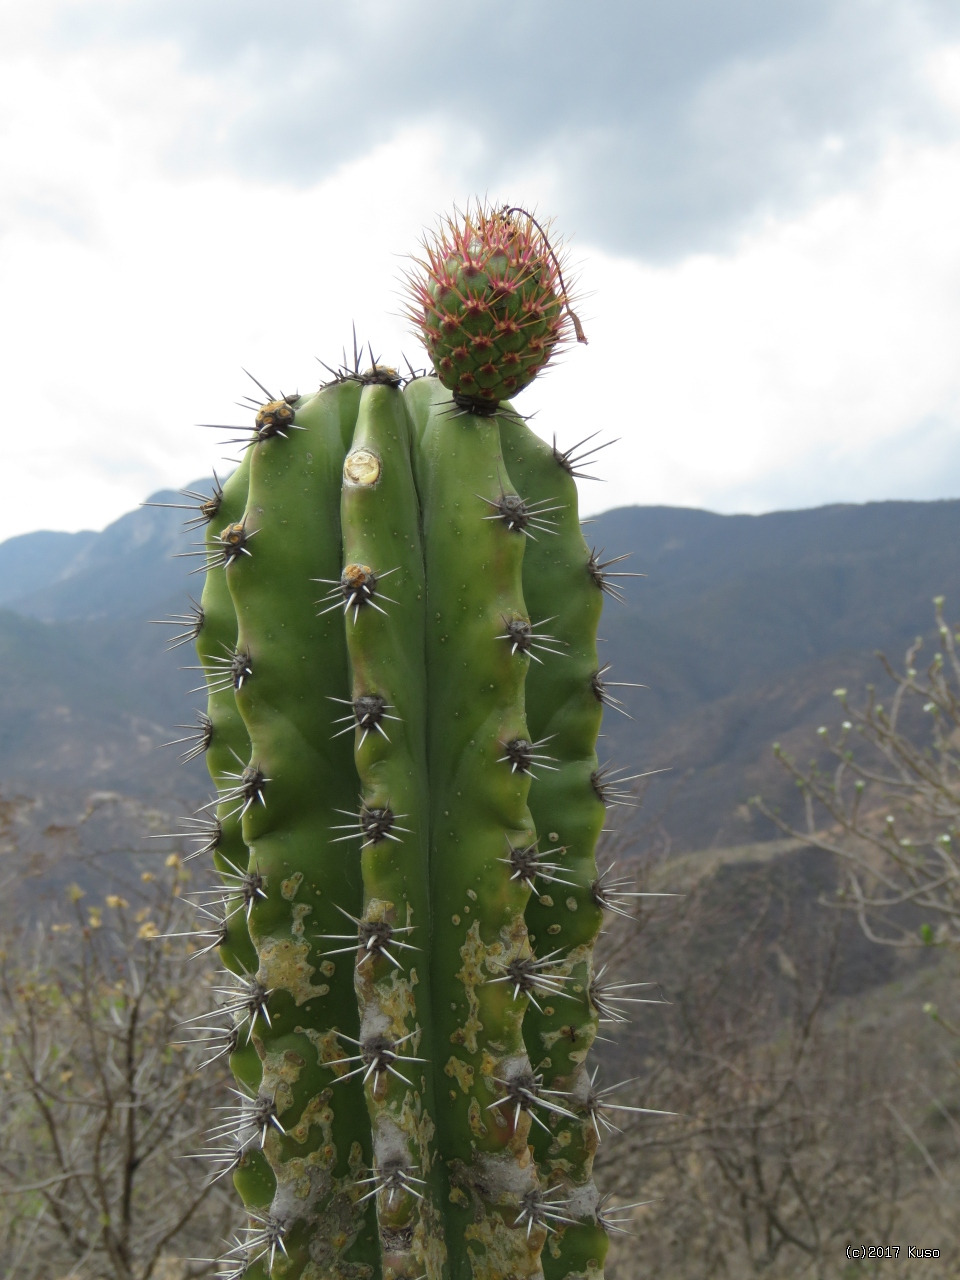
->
left=497, top=417, right=610, bottom=1279
left=178, top=208, right=656, bottom=1279
left=226, top=380, right=383, bottom=1278
left=404, top=375, right=549, bottom=1280
left=196, top=456, right=259, bottom=979
left=194, top=455, right=278, bottom=1220
left=338, top=377, right=447, bottom=1280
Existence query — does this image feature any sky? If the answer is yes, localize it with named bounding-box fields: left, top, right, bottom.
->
left=3, top=0, right=960, bottom=543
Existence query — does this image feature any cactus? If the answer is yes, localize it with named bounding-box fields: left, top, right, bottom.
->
left=172, top=202, right=656, bottom=1279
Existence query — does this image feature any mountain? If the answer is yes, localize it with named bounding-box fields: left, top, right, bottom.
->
left=1, top=487, right=958, bottom=852
left=0, top=529, right=98, bottom=607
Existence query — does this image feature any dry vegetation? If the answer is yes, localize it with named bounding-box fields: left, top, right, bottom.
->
left=2, top=598, right=960, bottom=1278
left=593, top=859, right=960, bottom=1278
left=0, top=852, right=235, bottom=1279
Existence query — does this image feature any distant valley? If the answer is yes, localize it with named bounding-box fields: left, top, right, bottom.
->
left=2, top=486, right=957, bottom=860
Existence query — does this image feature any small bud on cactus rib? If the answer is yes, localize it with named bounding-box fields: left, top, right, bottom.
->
left=404, top=201, right=584, bottom=408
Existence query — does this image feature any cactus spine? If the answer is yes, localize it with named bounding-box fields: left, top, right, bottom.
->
left=180, top=203, right=648, bottom=1279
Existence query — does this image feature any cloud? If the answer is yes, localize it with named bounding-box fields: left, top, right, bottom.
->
left=527, top=129, right=960, bottom=518
left=44, top=0, right=960, bottom=258
left=2, top=3, right=960, bottom=545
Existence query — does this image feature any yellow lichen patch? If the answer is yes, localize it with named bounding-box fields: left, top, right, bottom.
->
left=467, top=1096, right=488, bottom=1138
left=363, top=895, right=397, bottom=922
left=303, top=1259, right=374, bottom=1280
left=444, top=1054, right=474, bottom=1094
left=281, top=871, right=304, bottom=900
left=451, top=919, right=486, bottom=1052
left=355, top=944, right=418, bottom=1031
left=462, top=1204, right=544, bottom=1278
left=479, top=1049, right=499, bottom=1082
left=290, top=901, right=312, bottom=936
left=300, top=1026, right=349, bottom=1072
left=259, top=1046, right=307, bottom=1109
left=412, top=1198, right=449, bottom=1280
left=284, top=1088, right=338, bottom=1148
left=258, top=936, right=329, bottom=1005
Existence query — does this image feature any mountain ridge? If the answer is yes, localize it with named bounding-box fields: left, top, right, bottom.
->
left=1, top=487, right=957, bottom=851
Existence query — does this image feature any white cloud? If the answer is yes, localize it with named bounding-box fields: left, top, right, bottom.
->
left=524, top=119, right=960, bottom=516
left=2, top=28, right=960, bottom=543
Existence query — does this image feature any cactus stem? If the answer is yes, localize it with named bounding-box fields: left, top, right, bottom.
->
left=552, top=431, right=617, bottom=480
left=149, top=599, right=206, bottom=647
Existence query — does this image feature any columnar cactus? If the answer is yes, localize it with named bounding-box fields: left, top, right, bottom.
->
left=175, top=203, right=654, bottom=1279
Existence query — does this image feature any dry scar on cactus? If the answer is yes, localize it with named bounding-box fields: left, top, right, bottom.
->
left=157, top=199, right=665, bottom=1280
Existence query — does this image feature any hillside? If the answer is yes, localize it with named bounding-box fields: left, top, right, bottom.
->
left=0, top=488, right=957, bottom=854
